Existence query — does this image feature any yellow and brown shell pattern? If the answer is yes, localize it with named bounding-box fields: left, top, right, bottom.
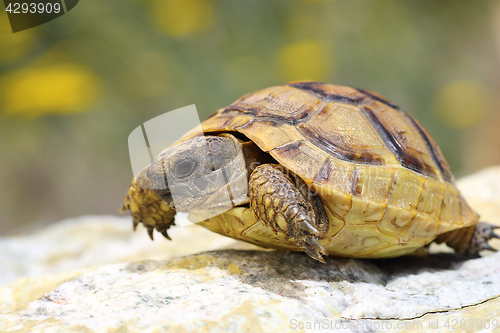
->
left=179, top=81, right=480, bottom=258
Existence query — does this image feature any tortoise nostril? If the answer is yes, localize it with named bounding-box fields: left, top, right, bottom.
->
left=147, top=170, right=169, bottom=190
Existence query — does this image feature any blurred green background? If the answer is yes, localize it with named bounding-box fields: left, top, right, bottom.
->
left=0, top=0, right=499, bottom=234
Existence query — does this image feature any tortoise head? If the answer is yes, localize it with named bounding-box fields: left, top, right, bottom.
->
left=146, top=135, right=249, bottom=217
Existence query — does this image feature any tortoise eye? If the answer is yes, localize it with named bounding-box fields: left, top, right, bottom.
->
left=174, top=159, right=197, bottom=179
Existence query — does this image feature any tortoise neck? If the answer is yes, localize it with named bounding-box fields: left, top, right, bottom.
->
left=241, top=140, right=277, bottom=180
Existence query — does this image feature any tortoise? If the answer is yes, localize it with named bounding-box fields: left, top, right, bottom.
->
left=121, top=81, right=499, bottom=262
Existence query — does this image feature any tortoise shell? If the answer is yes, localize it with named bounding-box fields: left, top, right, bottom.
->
left=177, top=81, right=479, bottom=258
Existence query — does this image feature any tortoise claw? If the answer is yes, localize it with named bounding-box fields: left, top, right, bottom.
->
left=482, top=244, right=497, bottom=252
left=483, top=223, right=500, bottom=232
left=147, top=227, right=154, bottom=240
left=133, top=220, right=139, bottom=231
left=299, top=221, right=320, bottom=236
left=480, top=223, right=500, bottom=243
left=305, top=238, right=329, bottom=256
left=303, top=247, right=327, bottom=263
left=304, top=237, right=328, bottom=263
left=161, top=230, right=172, bottom=240
left=305, top=251, right=326, bottom=263
left=119, top=204, right=127, bottom=214
left=488, top=225, right=500, bottom=238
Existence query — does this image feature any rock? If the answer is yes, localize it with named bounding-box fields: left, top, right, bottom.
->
left=1, top=166, right=500, bottom=332
left=0, top=214, right=262, bottom=287
left=1, top=250, right=500, bottom=332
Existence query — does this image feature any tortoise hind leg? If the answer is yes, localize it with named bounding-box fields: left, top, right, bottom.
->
left=435, top=222, right=499, bottom=256
left=465, top=222, right=499, bottom=256
left=248, top=164, right=329, bottom=263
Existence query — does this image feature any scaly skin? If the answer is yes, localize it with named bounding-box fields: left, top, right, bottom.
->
left=467, top=223, right=500, bottom=255
left=121, top=177, right=176, bottom=240
left=248, top=164, right=329, bottom=262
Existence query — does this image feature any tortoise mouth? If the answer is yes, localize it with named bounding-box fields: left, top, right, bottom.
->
left=154, top=187, right=170, bottom=196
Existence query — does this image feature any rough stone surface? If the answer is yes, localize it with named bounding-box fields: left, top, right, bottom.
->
left=1, top=166, right=500, bottom=332
left=1, top=250, right=500, bottom=332
left=0, top=214, right=260, bottom=287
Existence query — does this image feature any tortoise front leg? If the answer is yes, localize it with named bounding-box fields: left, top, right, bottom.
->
left=248, top=164, right=329, bottom=263
left=121, top=178, right=176, bottom=240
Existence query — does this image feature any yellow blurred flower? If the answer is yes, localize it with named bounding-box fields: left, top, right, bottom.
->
left=0, top=12, right=34, bottom=64
left=435, top=80, right=488, bottom=129
left=151, top=0, right=213, bottom=37
left=2, top=64, right=100, bottom=118
left=277, top=40, right=331, bottom=82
